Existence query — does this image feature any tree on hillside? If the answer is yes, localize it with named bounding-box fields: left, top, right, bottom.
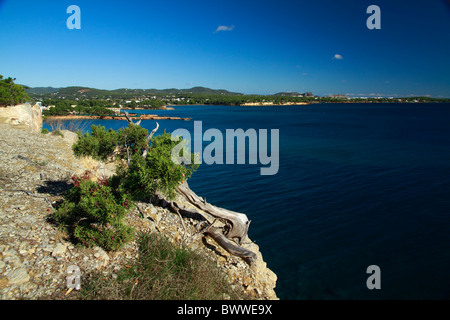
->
left=0, top=75, right=30, bottom=107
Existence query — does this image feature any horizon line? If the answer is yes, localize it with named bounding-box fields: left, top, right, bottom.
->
left=20, top=84, right=450, bottom=99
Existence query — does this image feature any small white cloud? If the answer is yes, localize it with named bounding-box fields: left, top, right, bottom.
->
left=214, top=25, right=235, bottom=33
left=332, top=54, right=344, bottom=60
left=302, top=73, right=309, bottom=76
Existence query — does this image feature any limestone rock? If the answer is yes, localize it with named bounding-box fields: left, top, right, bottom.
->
left=0, top=103, right=42, bottom=133
left=30, top=104, right=43, bottom=133
left=147, top=205, right=161, bottom=224
left=52, top=244, right=67, bottom=257
left=93, top=247, right=110, bottom=266
left=7, top=268, right=30, bottom=285
left=60, top=130, right=79, bottom=146
left=0, top=276, right=10, bottom=289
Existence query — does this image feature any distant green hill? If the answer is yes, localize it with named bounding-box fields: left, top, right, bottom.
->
left=26, top=85, right=243, bottom=97
left=273, top=91, right=314, bottom=97
left=273, top=92, right=302, bottom=97
left=25, top=87, right=61, bottom=95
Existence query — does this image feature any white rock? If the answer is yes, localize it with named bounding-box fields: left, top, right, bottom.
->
left=42, top=245, right=53, bottom=253
left=7, top=267, right=30, bottom=285
left=93, top=247, right=109, bottom=263
left=52, top=243, right=67, bottom=257
left=4, top=254, right=22, bottom=268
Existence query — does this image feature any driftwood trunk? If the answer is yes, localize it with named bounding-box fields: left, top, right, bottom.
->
left=204, top=227, right=256, bottom=264
left=175, top=182, right=256, bottom=264
left=160, top=189, right=257, bottom=265
left=176, top=181, right=251, bottom=245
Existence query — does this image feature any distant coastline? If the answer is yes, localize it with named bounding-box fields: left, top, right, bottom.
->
left=240, top=102, right=310, bottom=106
left=45, top=113, right=191, bottom=121
left=240, top=100, right=450, bottom=106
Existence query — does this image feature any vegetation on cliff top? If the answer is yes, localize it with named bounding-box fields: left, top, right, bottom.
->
left=50, top=121, right=252, bottom=300
left=53, top=171, right=135, bottom=251
left=0, top=75, right=30, bottom=107
left=53, top=122, right=198, bottom=252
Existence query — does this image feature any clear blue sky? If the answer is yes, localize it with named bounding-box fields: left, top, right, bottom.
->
left=0, top=0, right=449, bottom=97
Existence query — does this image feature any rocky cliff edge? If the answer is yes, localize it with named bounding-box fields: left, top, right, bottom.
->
left=0, top=120, right=278, bottom=300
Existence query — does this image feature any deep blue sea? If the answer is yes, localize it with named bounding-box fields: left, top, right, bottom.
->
left=45, top=103, right=450, bottom=299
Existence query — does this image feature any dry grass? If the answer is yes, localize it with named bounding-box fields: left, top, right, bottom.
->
left=46, top=119, right=93, bottom=133
left=79, top=232, right=252, bottom=300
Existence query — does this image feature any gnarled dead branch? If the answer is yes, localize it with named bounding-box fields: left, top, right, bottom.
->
left=142, top=122, right=159, bottom=159
left=204, top=227, right=256, bottom=265
left=177, top=181, right=251, bottom=245
left=124, top=111, right=159, bottom=160
left=160, top=194, right=257, bottom=265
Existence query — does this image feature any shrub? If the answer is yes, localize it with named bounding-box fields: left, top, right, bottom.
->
left=117, top=123, right=149, bottom=159
left=72, top=124, right=118, bottom=161
left=70, top=123, right=199, bottom=211
left=117, top=132, right=199, bottom=200
left=72, top=123, right=150, bottom=161
left=51, top=130, right=64, bottom=137
left=53, top=171, right=135, bottom=251
left=41, top=128, right=49, bottom=134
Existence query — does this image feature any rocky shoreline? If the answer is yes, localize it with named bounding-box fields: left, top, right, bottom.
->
left=240, top=102, right=309, bottom=106
left=0, top=120, right=277, bottom=300
left=45, top=114, right=191, bottom=121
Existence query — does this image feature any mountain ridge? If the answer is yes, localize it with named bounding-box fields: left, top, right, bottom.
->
left=25, top=86, right=244, bottom=96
